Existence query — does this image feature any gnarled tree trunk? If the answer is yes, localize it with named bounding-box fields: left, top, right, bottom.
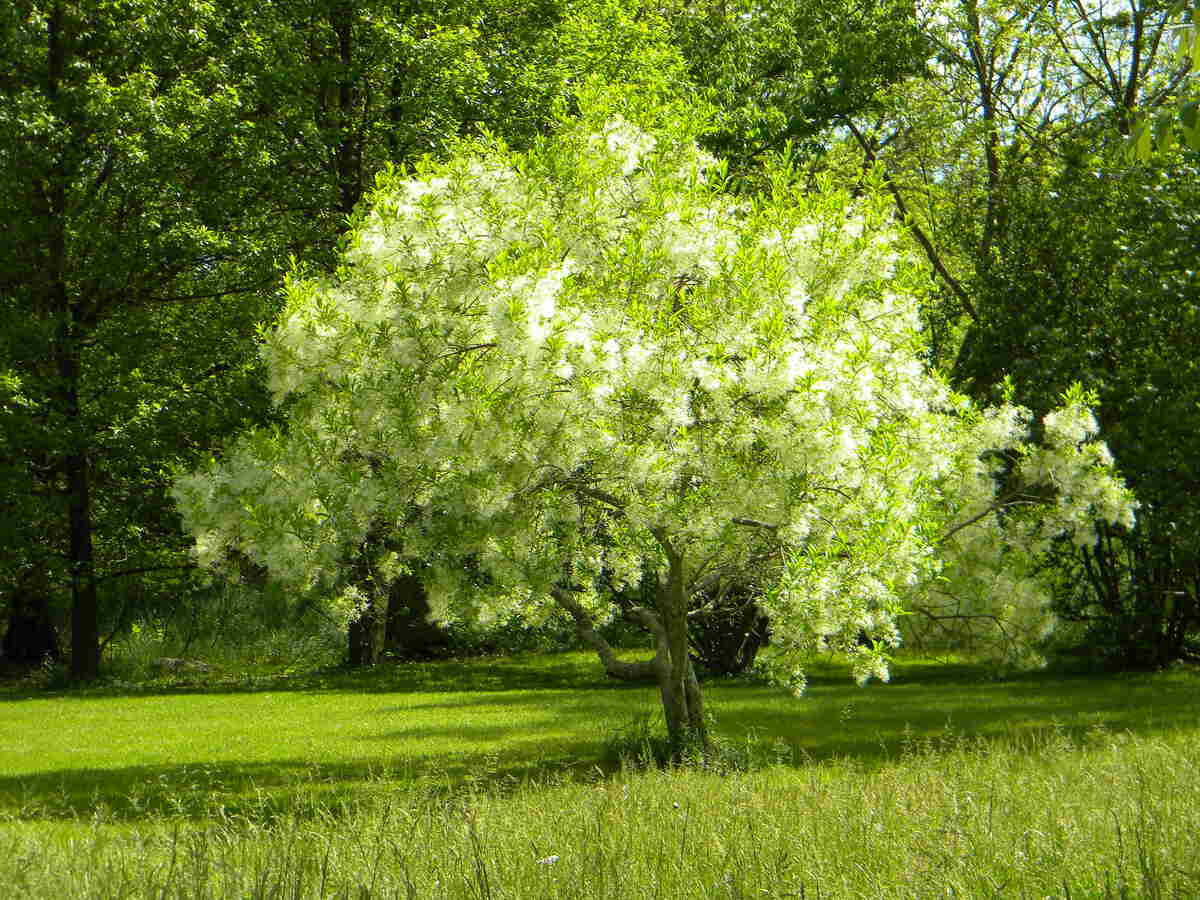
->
left=554, top=572, right=710, bottom=759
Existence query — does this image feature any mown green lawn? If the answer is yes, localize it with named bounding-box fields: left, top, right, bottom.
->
left=2, top=652, right=1200, bottom=897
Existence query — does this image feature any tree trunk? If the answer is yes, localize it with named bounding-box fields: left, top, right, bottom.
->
left=51, top=238, right=100, bottom=682
left=330, top=0, right=363, bottom=218
left=1, top=578, right=60, bottom=667
left=43, top=4, right=100, bottom=682
left=554, top=555, right=711, bottom=762
left=384, top=571, right=448, bottom=659
left=347, top=591, right=387, bottom=666
left=63, top=415, right=100, bottom=681
left=657, top=548, right=708, bottom=755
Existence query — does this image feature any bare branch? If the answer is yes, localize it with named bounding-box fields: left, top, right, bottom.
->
left=937, top=497, right=1041, bottom=545
left=731, top=517, right=779, bottom=530
left=845, top=118, right=978, bottom=320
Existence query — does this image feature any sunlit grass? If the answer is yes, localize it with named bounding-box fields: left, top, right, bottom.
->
left=3, top=651, right=1200, bottom=897
left=0, top=652, right=656, bottom=819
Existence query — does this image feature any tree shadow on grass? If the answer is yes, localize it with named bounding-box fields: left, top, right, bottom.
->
left=707, top=661, right=1200, bottom=767
left=0, top=741, right=611, bottom=824
left=0, top=651, right=645, bottom=702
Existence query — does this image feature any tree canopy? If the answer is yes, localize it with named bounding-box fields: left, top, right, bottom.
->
left=174, top=102, right=1134, bottom=748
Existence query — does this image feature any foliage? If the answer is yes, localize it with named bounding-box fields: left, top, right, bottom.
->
left=0, top=0, right=301, bottom=678
left=955, top=141, right=1200, bottom=667
left=173, top=102, right=1134, bottom=748
left=829, top=0, right=1194, bottom=334
left=1128, top=0, right=1200, bottom=158
left=801, top=0, right=1199, bottom=668
left=0, top=0, right=690, bottom=678
left=668, top=0, right=928, bottom=175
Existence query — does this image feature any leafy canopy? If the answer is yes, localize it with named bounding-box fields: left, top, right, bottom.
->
left=175, top=99, right=1135, bottom=685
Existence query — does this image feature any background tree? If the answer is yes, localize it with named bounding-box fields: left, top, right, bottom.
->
left=955, top=139, right=1200, bottom=666
left=0, top=0, right=296, bottom=679
left=668, top=0, right=929, bottom=179
left=0, top=0, right=686, bottom=677
left=804, top=0, right=1200, bottom=664
left=1128, top=0, right=1199, bottom=156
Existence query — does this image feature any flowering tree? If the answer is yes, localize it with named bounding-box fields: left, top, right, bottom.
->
left=173, top=106, right=1135, bottom=750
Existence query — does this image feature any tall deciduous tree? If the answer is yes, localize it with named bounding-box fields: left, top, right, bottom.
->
left=0, top=0, right=687, bottom=676
left=174, top=103, right=1134, bottom=749
left=0, top=1, right=295, bottom=679
left=956, top=139, right=1200, bottom=666
left=829, top=0, right=1200, bottom=664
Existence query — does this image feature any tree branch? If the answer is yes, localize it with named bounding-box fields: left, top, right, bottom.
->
left=844, top=119, right=978, bottom=320
left=937, top=497, right=1041, bottom=545
left=94, top=563, right=196, bottom=585
left=552, top=588, right=660, bottom=681
left=731, top=517, right=779, bottom=530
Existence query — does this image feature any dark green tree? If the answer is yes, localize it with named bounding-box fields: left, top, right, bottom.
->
left=0, top=0, right=690, bottom=676
left=669, top=0, right=928, bottom=177
left=954, top=142, right=1200, bottom=666
left=0, top=1, right=296, bottom=679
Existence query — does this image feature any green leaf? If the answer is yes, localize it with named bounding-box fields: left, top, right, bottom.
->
left=1126, top=119, right=1153, bottom=162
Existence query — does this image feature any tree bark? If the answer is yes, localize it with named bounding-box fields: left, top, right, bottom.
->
left=656, top=541, right=708, bottom=754
left=559, top=526, right=712, bottom=758
left=347, top=590, right=387, bottom=666
left=42, top=4, right=100, bottom=682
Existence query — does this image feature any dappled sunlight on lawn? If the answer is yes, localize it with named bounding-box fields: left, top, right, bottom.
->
left=3, top=651, right=1198, bottom=823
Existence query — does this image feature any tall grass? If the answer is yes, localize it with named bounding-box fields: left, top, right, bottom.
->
left=4, top=726, right=1200, bottom=898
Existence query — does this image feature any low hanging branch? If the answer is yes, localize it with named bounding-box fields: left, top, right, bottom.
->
left=552, top=587, right=664, bottom=682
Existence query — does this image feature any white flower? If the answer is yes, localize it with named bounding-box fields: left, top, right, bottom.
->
left=602, top=116, right=656, bottom=175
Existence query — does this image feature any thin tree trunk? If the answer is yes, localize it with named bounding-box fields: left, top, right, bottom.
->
left=331, top=0, right=362, bottom=217
left=64, top=422, right=100, bottom=681
left=554, top=588, right=663, bottom=681
left=347, top=590, right=387, bottom=666
left=58, top=305, right=100, bottom=680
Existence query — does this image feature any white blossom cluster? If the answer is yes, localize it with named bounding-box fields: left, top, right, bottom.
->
left=172, top=112, right=1136, bottom=679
